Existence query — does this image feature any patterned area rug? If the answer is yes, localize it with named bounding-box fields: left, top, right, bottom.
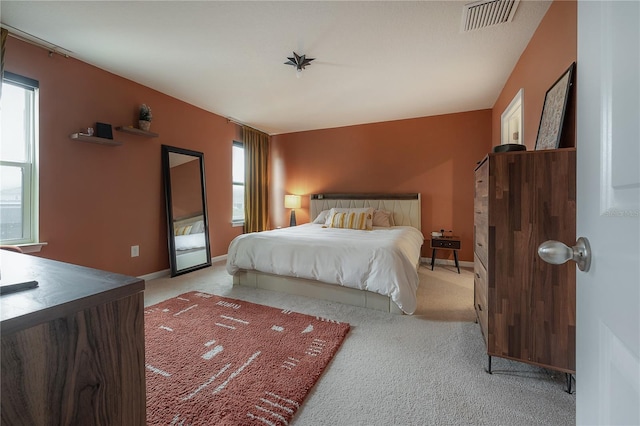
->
left=145, top=292, right=350, bottom=425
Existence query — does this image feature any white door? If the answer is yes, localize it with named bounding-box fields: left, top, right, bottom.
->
left=576, top=1, right=640, bottom=424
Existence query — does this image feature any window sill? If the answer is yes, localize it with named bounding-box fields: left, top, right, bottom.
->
left=17, top=242, right=48, bottom=253
left=231, top=221, right=244, bottom=228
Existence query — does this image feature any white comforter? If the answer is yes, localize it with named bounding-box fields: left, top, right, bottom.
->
left=226, top=224, right=424, bottom=314
left=175, top=233, right=206, bottom=251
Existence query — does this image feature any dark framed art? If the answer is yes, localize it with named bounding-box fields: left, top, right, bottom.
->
left=534, top=62, right=575, bottom=150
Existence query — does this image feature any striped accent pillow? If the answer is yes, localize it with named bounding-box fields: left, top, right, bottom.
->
left=324, top=207, right=375, bottom=229
left=175, top=225, right=193, bottom=235
left=328, top=211, right=373, bottom=230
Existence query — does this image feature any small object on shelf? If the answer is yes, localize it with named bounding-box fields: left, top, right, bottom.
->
left=115, top=126, right=159, bottom=138
left=70, top=133, right=122, bottom=146
left=139, top=104, right=152, bottom=131
left=95, top=122, right=113, bottom=139
left=493, top=143, right=526, bottom=153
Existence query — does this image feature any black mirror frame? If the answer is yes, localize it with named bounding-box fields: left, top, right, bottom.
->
left=161, top=144, right=212, bottom=277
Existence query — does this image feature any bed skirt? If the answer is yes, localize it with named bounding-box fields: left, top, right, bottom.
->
left=233, top=270, right=404, bottom=314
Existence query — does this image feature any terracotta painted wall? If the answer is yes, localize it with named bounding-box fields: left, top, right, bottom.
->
left=4, top=0, right=574, bottom=274
left=269, top=0, right=576, bottom=264
left=492, top=0, right=577, bottom=150
left=5, top=38, right=243, bottom=276
left=270, top=110, right=493, bottom=262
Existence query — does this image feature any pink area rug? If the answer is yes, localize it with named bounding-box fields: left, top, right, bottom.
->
left=145, top=292, right=350, bottom=425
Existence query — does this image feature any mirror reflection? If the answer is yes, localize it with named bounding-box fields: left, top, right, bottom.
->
left=162, top=145, right=211, bottom=276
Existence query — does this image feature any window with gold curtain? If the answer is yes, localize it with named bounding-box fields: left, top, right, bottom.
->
left=242, top=126, right=270, bottom=233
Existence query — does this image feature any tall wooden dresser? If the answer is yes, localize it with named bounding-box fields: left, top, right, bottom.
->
left=473, top=148, right=576, bottom=375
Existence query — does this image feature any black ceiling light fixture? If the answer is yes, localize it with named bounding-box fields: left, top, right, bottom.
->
left=284, top=51, right=315, bottom=77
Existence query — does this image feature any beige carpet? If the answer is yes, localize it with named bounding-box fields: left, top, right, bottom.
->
left=145, top=262, right=576, bottom=425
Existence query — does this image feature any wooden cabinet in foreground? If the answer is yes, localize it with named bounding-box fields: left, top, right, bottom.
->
left=0, top=251, right=146, bottom=425
left=474, top=148, right=576, bottom=376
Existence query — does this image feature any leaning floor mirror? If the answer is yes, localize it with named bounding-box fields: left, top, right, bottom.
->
left=162, top=145, right=212, bottom=277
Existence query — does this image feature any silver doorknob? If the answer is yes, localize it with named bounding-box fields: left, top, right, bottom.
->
left=538, top=237, right=591, bottom=272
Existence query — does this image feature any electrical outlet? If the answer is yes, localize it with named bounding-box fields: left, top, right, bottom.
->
left=131, top=245, right=139, bottom=257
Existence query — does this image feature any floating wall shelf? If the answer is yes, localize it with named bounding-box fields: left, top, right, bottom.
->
left=116, top=126, right=159, bottom=138
left=69, top=133, right=122, bottom=146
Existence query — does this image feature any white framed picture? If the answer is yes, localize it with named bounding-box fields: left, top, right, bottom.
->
left=501, top=88, right=524, bottom=145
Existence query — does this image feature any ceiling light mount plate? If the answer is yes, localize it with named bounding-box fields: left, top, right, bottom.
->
left=284, top=51, right=315, bottom=76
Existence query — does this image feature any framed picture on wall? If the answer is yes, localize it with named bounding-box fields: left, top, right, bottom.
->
left=534, top=62, right=575, bottom=150
left=501, top=88, right=524, bottom=145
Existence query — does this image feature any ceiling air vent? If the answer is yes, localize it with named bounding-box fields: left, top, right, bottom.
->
left=462, top=0, right=520, bottom=32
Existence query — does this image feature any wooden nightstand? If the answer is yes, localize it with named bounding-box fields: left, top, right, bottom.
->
left=430, top=236, right=461, bottom=273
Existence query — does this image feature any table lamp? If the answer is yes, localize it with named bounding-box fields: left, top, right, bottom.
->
left=284, top=195, right=301, bottom=226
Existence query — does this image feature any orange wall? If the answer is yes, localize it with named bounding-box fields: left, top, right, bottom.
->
left=270, top=111, right=493, bottom=262
left=5, top=0, right=575, bottom=274
left=5, top=38, right=243, bottom=276
left=269, top=0, right=577, bottom=264
left=492, top=0, right=577, bottom=150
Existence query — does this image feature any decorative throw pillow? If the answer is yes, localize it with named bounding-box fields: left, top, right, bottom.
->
left=312, top=210, right=331, bottom=224
left=327, top=208, right=374, bottom=230
left=175, top=225, right=192, bottom=235
left=190, top=220, right=204, bottom=234
left=373, top=209, right=393, bottom=227
left=324, top=207, right=375, bottom=229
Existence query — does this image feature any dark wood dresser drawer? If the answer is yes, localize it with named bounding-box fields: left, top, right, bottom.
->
left=474, top=229, right=488, bottom=267
left=474, top=158, right=489, bottom=268
left=474, top=256, right=488, bottom=345
left=431, top=238, right=461, bottom=249
left=475, top=164, right=488, bottom=199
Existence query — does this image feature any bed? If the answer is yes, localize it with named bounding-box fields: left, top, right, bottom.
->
left=173, top=215, right=208, bottom=270
left=226, top=193, right=424, bottom=314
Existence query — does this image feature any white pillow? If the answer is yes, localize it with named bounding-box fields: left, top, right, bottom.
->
left=190, top=220, right=204, bottom=234
left=312, top=210, right=330, bottom=224
left=326, top=207, right=374, bottom=230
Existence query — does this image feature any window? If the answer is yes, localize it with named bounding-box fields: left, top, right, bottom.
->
left=232, top=141, right=244, bottom=224
left=1, top=72, right=39, bottom=245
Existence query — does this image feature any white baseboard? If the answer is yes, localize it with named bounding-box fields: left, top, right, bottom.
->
left=420, top=257, right=473, bottom=268
left=138, top=254, right=227, bottom=281
left=139, top=269, right=170, bottom=281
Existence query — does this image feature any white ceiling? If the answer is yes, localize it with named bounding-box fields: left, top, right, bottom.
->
left=1, top=1, right=551, bottom=135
